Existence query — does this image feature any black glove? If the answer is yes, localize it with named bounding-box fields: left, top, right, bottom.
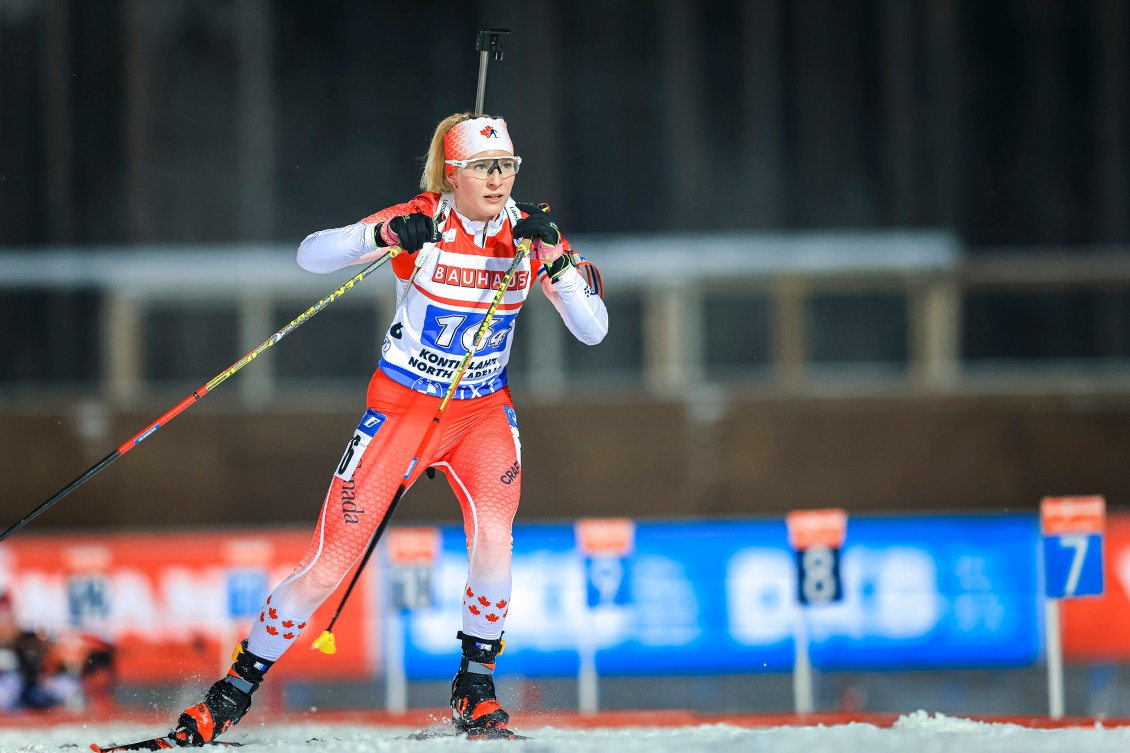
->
left=515, top=202, right=573, bottom=281
left=378, top=213, right=440, bottom=253
left=512, top=203, right=562, bottom=246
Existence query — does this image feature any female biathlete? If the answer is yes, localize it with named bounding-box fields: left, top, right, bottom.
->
left=169, top=114, right=608, bottom=744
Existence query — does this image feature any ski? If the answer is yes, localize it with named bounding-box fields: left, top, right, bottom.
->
left=90, top=736, right=242, bottom=752
left=405, top=725, right=527, bottom=741
left=94, top=722, right=524, bottom=750
left=467, top=728, right=527, bottom=741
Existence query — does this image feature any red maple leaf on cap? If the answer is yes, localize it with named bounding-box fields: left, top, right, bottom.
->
left=468, top=604, right=481, bottom=616
left=265, top=625, right=278, bottom=636
left=478, top=596, right=490, bottom=607
left=268, top=608, right=278, bottom=620
left=281, top=620, right=294, bottom=628
left=485, top=613, right=499, bottom=623
left=282, top=632, right=295, bottom=640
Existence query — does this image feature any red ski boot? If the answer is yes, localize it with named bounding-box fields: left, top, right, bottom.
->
left=173, top=641, right=273, bottom=746
left=450, top=631, right=513, bottom=738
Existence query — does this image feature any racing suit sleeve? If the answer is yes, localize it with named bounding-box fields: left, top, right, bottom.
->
left=296, top=194, right=439, bottom=279
left=539, top=259, right=608, bottom=345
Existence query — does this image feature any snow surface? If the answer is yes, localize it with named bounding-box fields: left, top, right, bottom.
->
left=3, top=712, right=1130, bottom=753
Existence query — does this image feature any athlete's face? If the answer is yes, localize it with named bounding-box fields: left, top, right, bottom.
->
left=449, top=149, right=516, bottom=222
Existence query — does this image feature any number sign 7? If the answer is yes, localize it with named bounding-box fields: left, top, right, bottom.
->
left=1060, top=534, right=1088, bottom=596
left=1043, top=532, right=1104, bottom=598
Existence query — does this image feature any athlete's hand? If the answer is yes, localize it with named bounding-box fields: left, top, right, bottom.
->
left=514, top=203, right=571, bottom=279
left=513, top=203, right=561, bottom=247
left=378, top=213, right=440, bottom=253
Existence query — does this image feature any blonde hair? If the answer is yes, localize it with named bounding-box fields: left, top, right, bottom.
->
left=419, top=112, right=513, bottom=193
left=420, top=112, right=476, bottom=193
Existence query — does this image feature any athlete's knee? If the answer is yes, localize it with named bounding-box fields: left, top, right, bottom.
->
left=473, top=525, right=515, bottom=558
left=277, top=567, right=345, bottom=611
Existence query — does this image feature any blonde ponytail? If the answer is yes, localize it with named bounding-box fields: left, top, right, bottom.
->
left=419, top=112, right=476, bottom=193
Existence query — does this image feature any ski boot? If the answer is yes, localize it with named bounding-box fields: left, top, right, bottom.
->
left=450, top=631, right=512, bottom=738
left=173, top=641, right=274, bottom=746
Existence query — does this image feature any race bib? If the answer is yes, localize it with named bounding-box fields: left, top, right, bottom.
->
left=334, top=409, right=386, bottom=480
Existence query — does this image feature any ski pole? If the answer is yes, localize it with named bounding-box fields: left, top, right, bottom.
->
left=312, top=239, right=532, bottom=655
left=0, top=246, right=407, bottom=543
left=312, top=26, right=518, bottom=654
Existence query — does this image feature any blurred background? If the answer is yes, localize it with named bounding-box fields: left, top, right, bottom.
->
left=2, top=0, right=1130, bottom=723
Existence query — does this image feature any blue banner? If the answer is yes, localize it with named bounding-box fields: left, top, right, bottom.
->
left=226, top=568, right=269, bottom=619
left=393, top=514, right=1042, bottom=679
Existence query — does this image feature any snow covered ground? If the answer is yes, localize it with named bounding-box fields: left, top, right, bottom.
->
left=3, top=712, right=1130, bottom=753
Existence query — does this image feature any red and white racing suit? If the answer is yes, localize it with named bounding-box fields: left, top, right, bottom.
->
left=244, top=192, right=607, bottom=662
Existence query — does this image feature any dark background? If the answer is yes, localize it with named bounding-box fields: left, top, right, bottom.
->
left=2, top=0, right=1127, bottom=248
left=3, top=0, right=1130, bottom=528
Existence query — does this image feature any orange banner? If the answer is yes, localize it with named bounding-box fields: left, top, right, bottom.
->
left=786, top=508, right=848, bottom=550
left=575, top=518, right=636, bottom=557
left=1062, top=513, right=1130, bottom=660
left=0, top=529, right=380, bottom=682
left=386, top=527, right=441, bottom=567
left=1041, top=495, right=1106, bottom=535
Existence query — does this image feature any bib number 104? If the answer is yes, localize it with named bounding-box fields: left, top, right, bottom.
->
left=425, top=307, right=516, bottom=356
left=434, top=314, right=508, bottom=352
